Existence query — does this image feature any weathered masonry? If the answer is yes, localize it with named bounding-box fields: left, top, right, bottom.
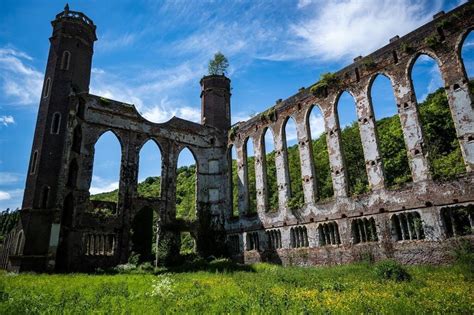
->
left=1, top=3, right=473, bottom=272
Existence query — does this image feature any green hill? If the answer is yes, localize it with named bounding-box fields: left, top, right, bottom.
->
left=92, top=84, right=470, bottom=219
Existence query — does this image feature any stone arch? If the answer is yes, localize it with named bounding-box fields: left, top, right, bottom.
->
left=282, top=115, right=304, bottom=206
left=175, top=146, right=198, bottom=220
left=89, top=130, right=122, bottom=201
left=409, top=53, right=465, bottom=179
left=137, top=138, right=163, bottom=198
left=262, top=127, right=278, bottom=212
left=334, top=90, right=369, bottom=195
left=457, top=29, right=474, bottom=79
left=244, top=136, right=257, bottom=214
left=306, top=104, right=333, bottom=199
left=368, top=73, right=412, bottom=187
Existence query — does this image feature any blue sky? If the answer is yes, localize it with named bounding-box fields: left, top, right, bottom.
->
left=0, top=0, right=472, bottom=210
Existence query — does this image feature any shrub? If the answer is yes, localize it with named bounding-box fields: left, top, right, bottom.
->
left=374, top=260, right=411, bottom=282
left=452, top=238, right=474, bottom=280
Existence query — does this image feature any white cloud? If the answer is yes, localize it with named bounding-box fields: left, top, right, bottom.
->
left=265, top=0, right=442, bottom=62
left=297, top=0, right=313, bottom=9
left=0, top=115, right=15, bottom=126
left=0, top=172, right=21, bottom=185
left=89, top=175, right=119, bottom=195
left=0, top=191, right=11, bottom=201
left=97, top=33, right=139, bottom=51
left=0, top=47, right=43, bottom=105
left=309, top=112, right=325, bottom=139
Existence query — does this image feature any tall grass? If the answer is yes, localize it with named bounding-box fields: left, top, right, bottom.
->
left=1, top=262, right=472, bottom=314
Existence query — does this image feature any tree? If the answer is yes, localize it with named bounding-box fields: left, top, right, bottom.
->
left=208, top=52, right=229, bottom=75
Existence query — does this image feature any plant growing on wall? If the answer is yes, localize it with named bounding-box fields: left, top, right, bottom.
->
left=310, top=72, right=339, bottom=97
left=208, top=52, right=229, bottom=75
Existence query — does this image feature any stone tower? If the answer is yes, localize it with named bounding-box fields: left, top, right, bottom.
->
left=16, top=5, right=97, bottom=272
left=200, top=75, right=231, bottom=131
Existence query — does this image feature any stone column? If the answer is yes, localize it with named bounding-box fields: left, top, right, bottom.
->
left=236, top=141, right=248, bottom=216
left=253, top=132, right=268, bottom=215
left=273, top=121, right=291, bottom=216
left=323, top=104, right=349, bottom=197
left=391, top=70, right=431, bottom=182
left=354, top=88, right=385, bottom=190
left=439, top=53, right=474, bottom=171
left=294, top=112, right=317, bottom=204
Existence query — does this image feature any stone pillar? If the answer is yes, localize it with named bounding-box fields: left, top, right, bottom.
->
left=236, top=141, right=248, bottom=216
left=439, top=54, right=474, bottom=171
left=391, top=71, right=431, bottom=182
left=294, top=113, right=317, bottom=204
left=253, top=132, right=268, bottom=215
left=354, top=89, right=385, bottom=190
left=274, top=121, right=291, bottom=216
left=323, top=105, right=349, bottom=197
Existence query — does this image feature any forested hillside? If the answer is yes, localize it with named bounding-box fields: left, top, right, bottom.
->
left=90, top=84, right=470, bottom=219
left=0, top=209, right=20, bottom=242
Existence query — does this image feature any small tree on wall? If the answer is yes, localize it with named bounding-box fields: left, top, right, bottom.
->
left=208, top=52, right=229, bottom=75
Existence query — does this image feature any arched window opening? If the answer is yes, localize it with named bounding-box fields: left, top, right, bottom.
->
left=308, top=105, right=333, bottom=199
left=89, top=131, right=121, bottom=213
left=318, top=222, right=341, bottom=246
left=176, top=147, right=197, bottom=220
left=60, top=51, right=71, bottom=70
left=131, top=207, right=157, bottom=263
left=30, top=150, right=38, bottom=174
left=43, top=77, right=51, bottom=98
left=263, top=128, right=278, bottom=212
left=411, top=55, right=465, bottom=179
left=460, top=31, right=474, bottom=80
left=441, top=205, right=473, bottom=238
left=245, top=137, right=257, bottom=214
left=84, top=233, right=115, bottom=256
left=391, top=212, right=425, bottom=241
left=72, top=125, right=82, bottom=153
left=284, top=117, right=304, bottom=208
left=51, top=112, right=61, bottom=135
left=41, top=185, right=50, bottom=208
left=266, top=229, right=282, bottom=249
left=370, top=75, right=411, bottom=188
left=337, top=92, right=369, bottom=195
left=291, top=226, right=309, bottom=248
left=67, top=159, right=78, bottom=188
left=15, top=230, right=24, bottom=255
left=229, top=145, right=239, bottom=217
left=246, top=232, right=259, bottom=251
left=138, top=140, right=162, bottom=198
left=352, top=218, right=378, bottom=244
left=180, top=232, right=196, bottom=255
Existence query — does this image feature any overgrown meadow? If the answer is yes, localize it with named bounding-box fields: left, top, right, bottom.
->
left=1, top=260, right=473, bottom=314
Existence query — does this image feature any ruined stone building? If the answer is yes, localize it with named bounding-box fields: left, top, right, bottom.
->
left=1, top=3, right=473, bottom=272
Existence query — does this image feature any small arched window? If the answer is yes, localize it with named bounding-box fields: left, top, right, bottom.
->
left=51, top=112, right=61, bottom=134
left=30, top=150, right=38, bottom=174
left=60, top=51, right=71, bottom=70
left=43, top=77, right=51, bottom=98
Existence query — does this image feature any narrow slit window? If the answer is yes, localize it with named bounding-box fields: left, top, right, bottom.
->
left=60, top=51, right=71, bottom=70
left=43, top=77, right=51, bottom=98
left=30, top=150, right=38, bottom=174
left=51, top=112, right=61, bottom=134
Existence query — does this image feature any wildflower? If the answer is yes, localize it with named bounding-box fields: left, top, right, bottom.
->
left=150, top=274, right=175, bottom=297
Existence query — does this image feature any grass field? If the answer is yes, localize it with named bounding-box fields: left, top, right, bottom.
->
left=1, top=260, right=473, bottom=314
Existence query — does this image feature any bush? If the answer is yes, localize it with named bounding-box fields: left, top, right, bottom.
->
left=374, top=260, right=411, bottom=282
left=452, top=238, right=474, bottom=280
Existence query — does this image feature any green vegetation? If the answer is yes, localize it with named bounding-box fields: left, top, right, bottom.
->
left=310, top=72, right=339, bottom=97
left=1, top=262, right=472, bottom=313
left=0, top=209, right=20, bottom=243
left=208, top=52, right=229, bottom=76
